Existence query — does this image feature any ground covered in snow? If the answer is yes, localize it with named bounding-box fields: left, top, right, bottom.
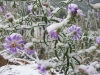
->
left=0, top=51, right=63, bottom=75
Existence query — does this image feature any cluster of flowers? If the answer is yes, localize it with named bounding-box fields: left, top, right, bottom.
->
left=46, top=3, right=85, bottom=40
left=4, top=26, right=100, bottom=54
left=2, top=0, right=100, bottom=75
left=3, top=33, right=53, bottom=74
left=47, top=3, right=100, bottom=43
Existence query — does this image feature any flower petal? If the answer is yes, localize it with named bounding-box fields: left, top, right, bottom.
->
left=9, top=47, right=17, bottom=53
left=73, top=34, right=80, bottom=40
left=18, top=40, right=24, bottom=44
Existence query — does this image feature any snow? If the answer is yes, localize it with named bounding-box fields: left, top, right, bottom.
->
left=0, top=64, right=41, bottom=75
left=46, top=14, right=71, bottom=33
left=0, top=25, right=8, bottom=29
left=0, top=51, right=63, bottom=75
left=91, top=3, right=100, bottom=9
left=24, top=42, right=33, bottom=49
left=0, top=60, right=63, bottom=75
left=60, top=0, right=70, bottom=4
left=51, top=7, right=60, bottom=14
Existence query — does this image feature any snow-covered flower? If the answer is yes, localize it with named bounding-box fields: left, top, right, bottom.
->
left=90, top=61, right=100, bottom=69
left=68, top=3, right=78, bottom=15
left=96, top=36, right=100, bottom=45
left=37, top=63, right=46, bottom=74
left=86, top=66, right=99, bottom=75
left=68, top=25, right=82, bottom=40
left=68, top=3, right=85, bottom=17
left=28, top=3, right=33, bottom=14
left=49, top=30, right=58, bottom=40
left=37, top=61, right=47, bottom=75
left=78, top=65, right=99, bottom=75
left=6, top=12, right=14, bottom=22
left=24, top=42, right=34, bottom=55
left=37, top=60, right=53, bottom=75
left=4, top=33, right=24, bottom=53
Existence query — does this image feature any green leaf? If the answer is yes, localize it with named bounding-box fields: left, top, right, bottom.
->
left=58, top=37, right=61, bottom=42
left=54, top=40, right=58, bottom=48
left=31, top=28, right=34, bottom=36
left=50, top=19, right=59, bottom=23
left=55, top=50, right=60, bottom=60
left=0, top=2, right=3, bottom=6
left=69, top=63, right=74, bottom=70
left=43, top=30, right=48, bottom=46
left=78, top=0, right=83, bottom=2
left=42, top=15, right=48, bottom=24
left=72, top=56, right=80, bottom=65
left=68, top=43, right=72, bottom=53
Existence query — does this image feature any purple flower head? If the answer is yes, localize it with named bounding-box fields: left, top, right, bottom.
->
left=6, top=12, right=14, bottom=22
left=4, top=33, right=24, bottom=53
left=37, top=63, right=46, bottom=75
left=68, top=3, right=78, bottom=14
left=0, top=6, right=5, bottom=12
left=89, top=0, right=93, bottom=2
left=28, top=3, right=33, bottom=14
left=68, top=25, right=82, bottom=40
left=98, top=12, right=100, bottom=18
left=24, top=42, right=34, bottom=55
left=96, top=37, right=100, bottom=45
left=49, top=30, right=58, bottom=40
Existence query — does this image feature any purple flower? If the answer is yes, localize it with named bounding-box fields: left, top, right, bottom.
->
left=6, top=12, right=14, bottom=22
left=24, top=42, right=34, bottom=55
left=89, top=0, right=93, bottom=2
left=49, top=30, right=58, bottom=40
left=96, top=37, right=100, bottom=44
left=37, top=63, right=46, bottom=74
left=68, top=3, right=78, bottom=14
left=28, top=3, right=33, bottom=14
left=0, top=6, right=5, bottom=12
left=4, top=33, right=24, bottom=53
left=98, top=12, right=100, bottom=18
left=68, top=25, right=82, bottom=40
